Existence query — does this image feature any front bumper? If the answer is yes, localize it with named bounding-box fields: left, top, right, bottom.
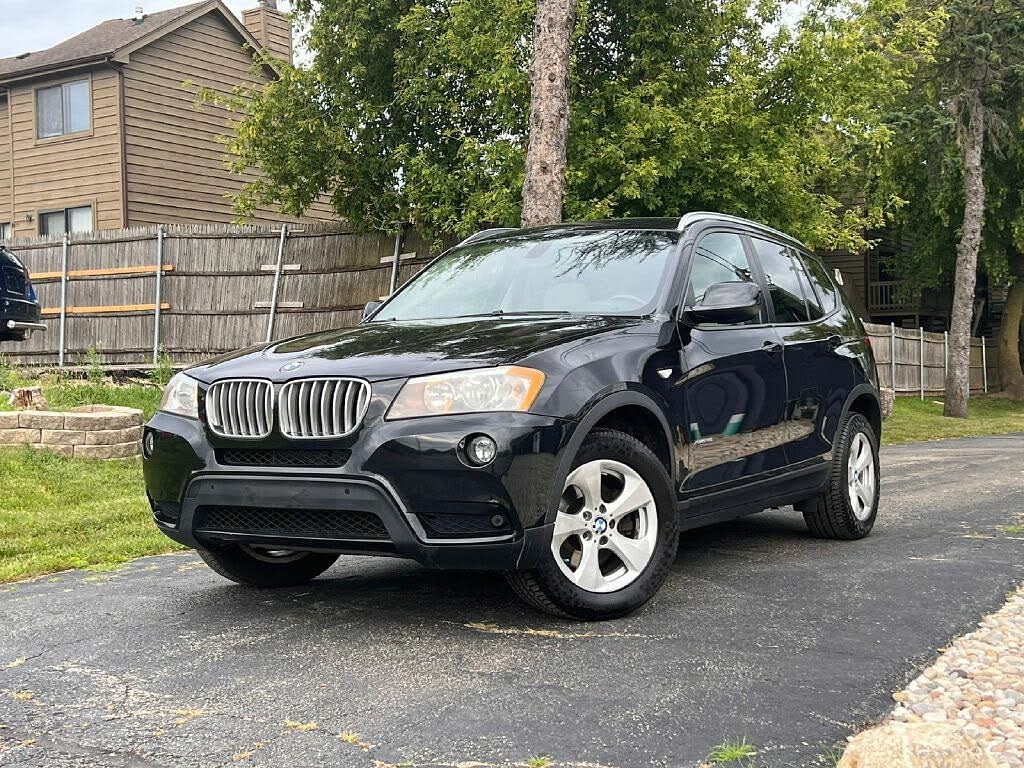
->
left=143, top=410, right=574, bottom=570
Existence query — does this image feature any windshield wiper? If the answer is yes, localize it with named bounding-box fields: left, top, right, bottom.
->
left=449, top=310, right=574, bottom=319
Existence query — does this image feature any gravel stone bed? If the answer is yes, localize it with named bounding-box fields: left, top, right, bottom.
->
left=890, top=584, right=1024, bottom=767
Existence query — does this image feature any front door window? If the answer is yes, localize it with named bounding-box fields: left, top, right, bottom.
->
left=687, top=232, right=764, bottom=324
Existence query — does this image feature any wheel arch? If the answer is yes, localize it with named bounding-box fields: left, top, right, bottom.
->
left=841, top=384, right=882, bottom=443
left=542, top=389, right=677, bottom=527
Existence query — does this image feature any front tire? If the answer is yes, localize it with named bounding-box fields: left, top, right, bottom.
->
left=506, top=429, right=679, bottom=620
left=196, top=544, right=339, bottom=587
left=800, top=412, right=880, bottom=540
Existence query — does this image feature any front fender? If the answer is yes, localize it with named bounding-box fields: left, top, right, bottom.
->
left=539, top=386, right=676, bottom=528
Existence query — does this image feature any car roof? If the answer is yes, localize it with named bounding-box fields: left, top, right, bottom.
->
left=460, top=213, right=809, bottom=250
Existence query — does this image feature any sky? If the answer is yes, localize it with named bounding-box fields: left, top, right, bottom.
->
left=0, top=0, right=293, bottom=59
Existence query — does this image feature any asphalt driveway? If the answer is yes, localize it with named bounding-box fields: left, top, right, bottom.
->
left=2, top=435, right=1023, bottom=768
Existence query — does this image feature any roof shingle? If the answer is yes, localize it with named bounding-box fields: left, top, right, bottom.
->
left=0, top=2, right=209, bottom=83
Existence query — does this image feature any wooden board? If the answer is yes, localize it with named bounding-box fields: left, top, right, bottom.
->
left=42, top=303, right=171, bottom=316
left=32, top=265, right=175, bottom=281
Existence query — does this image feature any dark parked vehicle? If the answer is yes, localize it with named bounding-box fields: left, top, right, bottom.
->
left=144, top=213, right=881, bottom=619
left=0, top=246, right=45, bottom=342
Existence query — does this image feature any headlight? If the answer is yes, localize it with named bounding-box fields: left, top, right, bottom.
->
left=159, top=373, right=200, bottom=419
left=386, top=366, right=545, bottom=420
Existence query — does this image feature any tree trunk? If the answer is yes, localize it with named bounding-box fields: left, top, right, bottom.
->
left=944, top=97, right=986, bottom=418
left=997, top=249, right=1024, bottom=400
left=521, top=0, right=575, bottom=228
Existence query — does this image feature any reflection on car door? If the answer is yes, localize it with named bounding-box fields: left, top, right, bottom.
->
left=672, top=231, right=790, bottom=498
left=751, top=238, right=855, bottom=466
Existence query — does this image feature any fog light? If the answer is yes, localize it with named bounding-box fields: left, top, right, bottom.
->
left=142, top=430, right=155, bottom=458
left=466, top=434, right=497, bottom=466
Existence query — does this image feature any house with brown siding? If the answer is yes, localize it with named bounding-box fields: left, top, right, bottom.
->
left=0, top=0, right=334, bottom=241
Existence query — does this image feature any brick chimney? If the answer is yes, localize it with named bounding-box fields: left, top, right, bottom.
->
left=242, top=0, right=293, bottom=65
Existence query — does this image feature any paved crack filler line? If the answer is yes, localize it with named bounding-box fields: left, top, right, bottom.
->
left=456, top=621, right=672, bottom=640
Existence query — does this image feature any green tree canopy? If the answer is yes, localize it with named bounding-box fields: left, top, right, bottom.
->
left=218, top=0, right=937, bottom=250
left=869, top=0, right=1024, bottom=399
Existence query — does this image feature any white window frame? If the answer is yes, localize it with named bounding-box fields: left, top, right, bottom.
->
left=38, top=205, right=93, bottom=236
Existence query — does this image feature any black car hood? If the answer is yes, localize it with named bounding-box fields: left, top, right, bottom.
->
left=187, top=316, right=643, bottom=383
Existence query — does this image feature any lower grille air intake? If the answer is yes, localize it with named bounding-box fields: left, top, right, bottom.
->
left=195, top=505, right=389, bottom=540
left=217, top=448, right=351, bottom=468
left=419, top=511, right=514, bottom=539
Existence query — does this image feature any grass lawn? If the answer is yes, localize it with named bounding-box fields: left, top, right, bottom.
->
left=0, top=447, right=180, bottom=583
left=883, top=395, right=1024, bottom=444
left=0, top=370, right=162, bottom=419
left=33, top=381, right=162, bottom=418
left=0, top=370, right=171, bottom=582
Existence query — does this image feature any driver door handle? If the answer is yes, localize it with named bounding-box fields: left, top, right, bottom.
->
left=762, top=340, right=783, bottom=356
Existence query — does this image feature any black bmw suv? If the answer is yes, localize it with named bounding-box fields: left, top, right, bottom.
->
left=144, top=213, right=881, bottom=619
left=0, top=246, right=45, bottom=342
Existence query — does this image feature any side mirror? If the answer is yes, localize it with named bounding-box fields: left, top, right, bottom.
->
left=682, top=281, right=762, bottom=325
left=362, top=300, right=383, bottom=321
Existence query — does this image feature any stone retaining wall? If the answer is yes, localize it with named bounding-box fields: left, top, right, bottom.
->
left=0, top=405, right=143, bottom=459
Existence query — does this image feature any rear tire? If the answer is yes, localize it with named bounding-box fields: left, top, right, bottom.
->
left=506, top=429, right=679, bottom=620
left=196, top=544, right=339, bottom=587
left=800, top=413, right=879, bottom=540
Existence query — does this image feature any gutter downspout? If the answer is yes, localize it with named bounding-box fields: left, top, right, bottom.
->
left=3, top=88, right=13, bottom=233
left=117, top=66, right=129, bottom=227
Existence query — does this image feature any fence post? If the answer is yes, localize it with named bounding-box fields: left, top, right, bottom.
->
left=919, top=327, right=925, bottom=400
left=943, top=330, right=948, bottom=378
left=57, top=233, right=69, bottom=368
left=982, top=337, right=988, bottom=393
left=265, top=224, right=288, bottom=343
left=890, top=322, right=896, bottom=392
left=388, top=224, right=407, bottom=296
left=152, top=225, right=165, bottom=365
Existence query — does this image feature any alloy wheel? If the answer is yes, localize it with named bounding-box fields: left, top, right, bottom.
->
left=551, top=459, right=659, bottom=593
left=847, top=432, right=876, bottom=521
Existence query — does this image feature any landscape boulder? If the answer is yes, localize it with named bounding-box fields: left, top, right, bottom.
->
left=837, top=721, right=997, bottom=768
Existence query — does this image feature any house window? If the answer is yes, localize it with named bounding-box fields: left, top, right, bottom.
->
left=0, top=223, right=11, bottom=241
left=39, top=205, right=93, bottom=236
left=36, top=79, right=90, bottom=139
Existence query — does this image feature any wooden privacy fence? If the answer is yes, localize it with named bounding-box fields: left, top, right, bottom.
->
left=864, top=322, right=998, bottom=398
left=3, top=223, right=452, bottom=367
left=2, top=225, right=1002, bottom=398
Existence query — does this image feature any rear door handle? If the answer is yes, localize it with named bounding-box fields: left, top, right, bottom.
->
left=762, top=341, right=783, bottom=355
left=827, top=334, right=843, bottom=349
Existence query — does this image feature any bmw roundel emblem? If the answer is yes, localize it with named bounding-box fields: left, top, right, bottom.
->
left=280, top=360, right=305, bottom=373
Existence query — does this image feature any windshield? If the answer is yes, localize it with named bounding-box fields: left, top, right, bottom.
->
left=373, top=229, right=677, bottom=321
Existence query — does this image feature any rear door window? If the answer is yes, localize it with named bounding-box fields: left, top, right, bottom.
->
left=751, top=238, right=812, bottom=323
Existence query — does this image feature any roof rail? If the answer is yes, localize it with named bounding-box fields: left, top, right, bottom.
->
left=676, top=212, right=807, bottom=248
left=456, top=227, right=518, bottom=247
